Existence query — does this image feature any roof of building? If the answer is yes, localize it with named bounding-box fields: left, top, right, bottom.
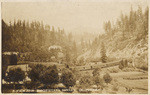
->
left=7, top=64, right=30, bottom=72
left=48, top=45, right=62, bottom=50
left=3, top=52, right=19, bottom=55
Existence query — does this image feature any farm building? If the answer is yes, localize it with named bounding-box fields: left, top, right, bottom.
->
left=48, top=45, right=62, bottom=51
left=48, top=45, right=64, bottom=62
left=2, top=52, right=18, bottom=65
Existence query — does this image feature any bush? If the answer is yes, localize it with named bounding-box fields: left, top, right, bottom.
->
left=28, top=64, right=59, bottom=89
left=71, top=68, right=81, bottom=80
left=5, top=67, right=25, bottom=90
left=103, top=73, right=112, bottom=84
left=140, top=65, right=148, bottom=71
left=119, top=64, right=124, bottom=69
left=119, top=59, right=128, bottom=69
left=28, top=64, right=46, bottom=82
left=2, top=54, right=17, bottom=78
left=61, top=69, right=76, bottom=88
left=93, top=76, right=104, bottom=88
left=2, top=84, right=13, bottom=93
left=78, top=57, right=85, bottom=65
left=112, top=85, right=118, bottom=91
left=2, top=55, right=10, bottom=79
left=5, top=67, right=25, bottom=83
left=109, top=68, right=119, bottom=73
left=39, top=65, right=59, bottom=86
left=79, top=75, right=93, bottom=88
left=92, top=68, right=101, bottom=77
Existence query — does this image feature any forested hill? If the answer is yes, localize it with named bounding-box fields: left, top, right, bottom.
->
left=2, top=20, right=77, bottom=52
left=2, top=20, right=80, bottom=62
left=79, top=6, right=148, bottom=68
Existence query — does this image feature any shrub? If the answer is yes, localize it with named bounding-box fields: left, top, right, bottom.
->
left=79, top=75, right=93, bottom=88
left=119, top=64, right=124, bottom=69
left=109, top=68, right=119, bottom=73
left=119, top=59, right=128, bottom=69
left=28, top=64, right=59, bottom=89
left=61, top=69, right=76, bottom=88
left=28, top=64, right=46, bottom=82
left=5, top=67, right=25, bottom=83
left=39, top=65, right=59, bottom=86
left=112, top=82, right=119, bottom=91
left=2, top=54, right=18, bottom=79
left=140, top=65, right=148, bottom=71
left=2, top=55, right=10, bottom=79
left=5, top=67, right=25, bottom=90
left=92, top=68, right=101, bottom=77
left=103, top=73, right=112, bottom=84
left=93, top=76, right=104, bottom=88
left=71, top=68, right=81, bottom=80
left=78, top=57, right=85, bottom=65
left=112, top=85, right=118, bottom=91
left=2, top=66, right=8, bottom=79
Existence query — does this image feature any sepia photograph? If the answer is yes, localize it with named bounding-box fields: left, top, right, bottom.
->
left=1, top=0, right=149, bottom=94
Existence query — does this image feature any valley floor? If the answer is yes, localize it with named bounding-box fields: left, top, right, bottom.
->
left=3, top=61, right=148, bottom=94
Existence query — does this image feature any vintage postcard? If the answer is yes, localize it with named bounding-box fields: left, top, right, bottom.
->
left=1, top=0, right=149, bottom=94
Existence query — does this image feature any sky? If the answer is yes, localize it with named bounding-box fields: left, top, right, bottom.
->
left=1, top=0, right=148, bottom=34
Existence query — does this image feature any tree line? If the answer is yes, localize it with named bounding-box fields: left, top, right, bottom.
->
left=103, top=6, right=148, bottom=40
left=2, top=19, right=78, bottom=63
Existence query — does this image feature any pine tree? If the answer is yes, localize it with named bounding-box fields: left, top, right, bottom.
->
left=66, top=49, right=71, bottom=64
left=104, top=21, right=111, bottom=34
left=68, top=32, right=72, bottom=42
left=129, top=6, right=134, bottom=36
left=81, top=38, right=85, bottom=49
left=120, top=12, right=125, bottom=38
left=73, top=41, right=77, bottom=58
left=51, top=26, right=56, bottom=45
left=136, top=5, right=144, bottom=39
left=143, top=6, right=149, bottom=36
left=101, top=42, right=107, bottom=63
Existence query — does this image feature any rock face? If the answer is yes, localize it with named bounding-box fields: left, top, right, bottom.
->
left=78, top=34, right=148, bottom=68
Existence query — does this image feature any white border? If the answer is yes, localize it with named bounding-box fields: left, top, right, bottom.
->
left=0, top=0, right=149, bottom=95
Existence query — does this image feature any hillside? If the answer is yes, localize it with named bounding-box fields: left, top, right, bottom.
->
left=79, top=33, right=148, bottom=66
left=78, top=6, right=148, bottom=69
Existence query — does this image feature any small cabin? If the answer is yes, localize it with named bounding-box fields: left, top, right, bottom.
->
left=2, top=52, right=18, bottom=65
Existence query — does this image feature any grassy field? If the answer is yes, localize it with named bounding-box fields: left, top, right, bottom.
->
left=75, top=62, right=148, bottom=94
left=108, top=67, right=148, bottom=94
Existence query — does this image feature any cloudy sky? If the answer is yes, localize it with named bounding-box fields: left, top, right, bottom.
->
left=2, top=0, right=148, bottom=34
